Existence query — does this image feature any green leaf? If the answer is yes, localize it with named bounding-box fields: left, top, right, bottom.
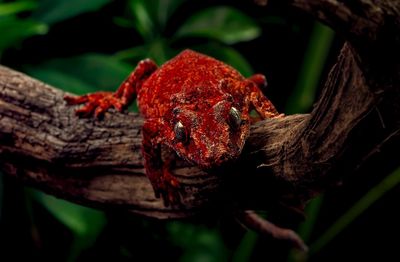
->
left=232, top=231, right=258, bottom=262
left=167, top=221, right=229, bottom=262
left=175, top=6, right=261, bottom=44
left=288, top=196, right=324, bottom=262
left=285, top=22, right=335, bottom=114
left=194, top=45, right=253, bottom=77
left=32, top=190, right=107, bottom=261
left=113, top=16, right=135, bottom=28
left=146, top=38, right=173, bottom=64
left=0, top=1, right=37, bottom=16
left=32, top=0, right=111, bottom=25
left=114, top=44, right=150, bottom=62
left=25, top=54, right=132, bottom=94
left=310, top=167, right=400, bottom=254
left=0, top=17, right=47, bottom=52
left=34, top=191, right=106, bottom=237
left=114, top=39, right=174, bottom=65
left=128, top=0, right=185, bottom=39
left=286, top=22, right=334, bottom=262
left=25, top=67, right=97, bottom=94
left=129, top=0, right=156, bottom=41
left=155, top=0, right=185, bottom=27
left=297, top=196, right=324, bottom=243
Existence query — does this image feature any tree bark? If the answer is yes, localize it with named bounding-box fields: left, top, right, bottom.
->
left=0, top=0, right=399, bottom=219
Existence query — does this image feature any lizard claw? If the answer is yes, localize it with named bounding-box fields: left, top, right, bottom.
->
left=75, top=102, right=98, bottom=118
left=64, top=94, right=89, bottom=105
left=158, top=189, right=182, bottom=207
left=153, top=172, right=182, bottom=207
left=64, top=92, right=124, bottom=118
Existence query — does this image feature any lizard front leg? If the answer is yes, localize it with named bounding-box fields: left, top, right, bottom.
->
left=64, top=59, right=157, bottom=117
left=142, top=119, right=181, bottom=206
left=246, top=75, right=282, bottom=119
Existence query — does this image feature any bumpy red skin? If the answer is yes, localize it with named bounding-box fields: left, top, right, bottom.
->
left=65, top=50, right=280, bottom=206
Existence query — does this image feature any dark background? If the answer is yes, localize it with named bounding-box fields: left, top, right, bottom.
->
left=0, top=0, right=399, bottom=261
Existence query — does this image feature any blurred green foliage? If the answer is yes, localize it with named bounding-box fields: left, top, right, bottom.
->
left=32, top=190, right=107, bottom=262
left=310, top=167, right=400, bottom=254
left=232, top=231, right=258, bottom=262
left=167, top=221, right=229, bottom=262
left=0, top=0, right=399, bottom=261
left=176, top=7, right=260, bottom=45
left=31, top=0, right=111, bottom=25
left=0, top=1, right=47, bottom=55
left=25, top=54, right=132, bottom=94
left=285, top=22, right=334, bottom=114
left=115, top=0, right=258, bottom=75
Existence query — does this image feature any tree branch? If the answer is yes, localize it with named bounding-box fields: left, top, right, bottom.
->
left=1, top=0, right=399, bottom=219
left=0, top=66, right=305, bottom=218
left=287, top=0, right=400, bottom=48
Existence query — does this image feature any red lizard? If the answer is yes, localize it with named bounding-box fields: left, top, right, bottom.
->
left=65, top=49, right=279, bottom=204
left=65, top=50, right=306, bottom=251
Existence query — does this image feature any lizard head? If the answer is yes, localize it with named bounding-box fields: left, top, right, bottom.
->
left=169, top=96, right=250, bottom=169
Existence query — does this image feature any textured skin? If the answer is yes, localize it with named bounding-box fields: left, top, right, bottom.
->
left=65, top=50, right=280, bottom=205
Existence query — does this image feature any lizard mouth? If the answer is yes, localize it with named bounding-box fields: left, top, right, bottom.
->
left=194, top=148, right=241, bottom=170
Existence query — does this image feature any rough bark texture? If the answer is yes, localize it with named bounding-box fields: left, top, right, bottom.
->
left=0, top=0, right=399, bottom=219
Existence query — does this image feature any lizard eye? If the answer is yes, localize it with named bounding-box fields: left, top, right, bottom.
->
left=229, top=107, right=242, bottom=129
left=174, top=121, right=188, bottom=143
